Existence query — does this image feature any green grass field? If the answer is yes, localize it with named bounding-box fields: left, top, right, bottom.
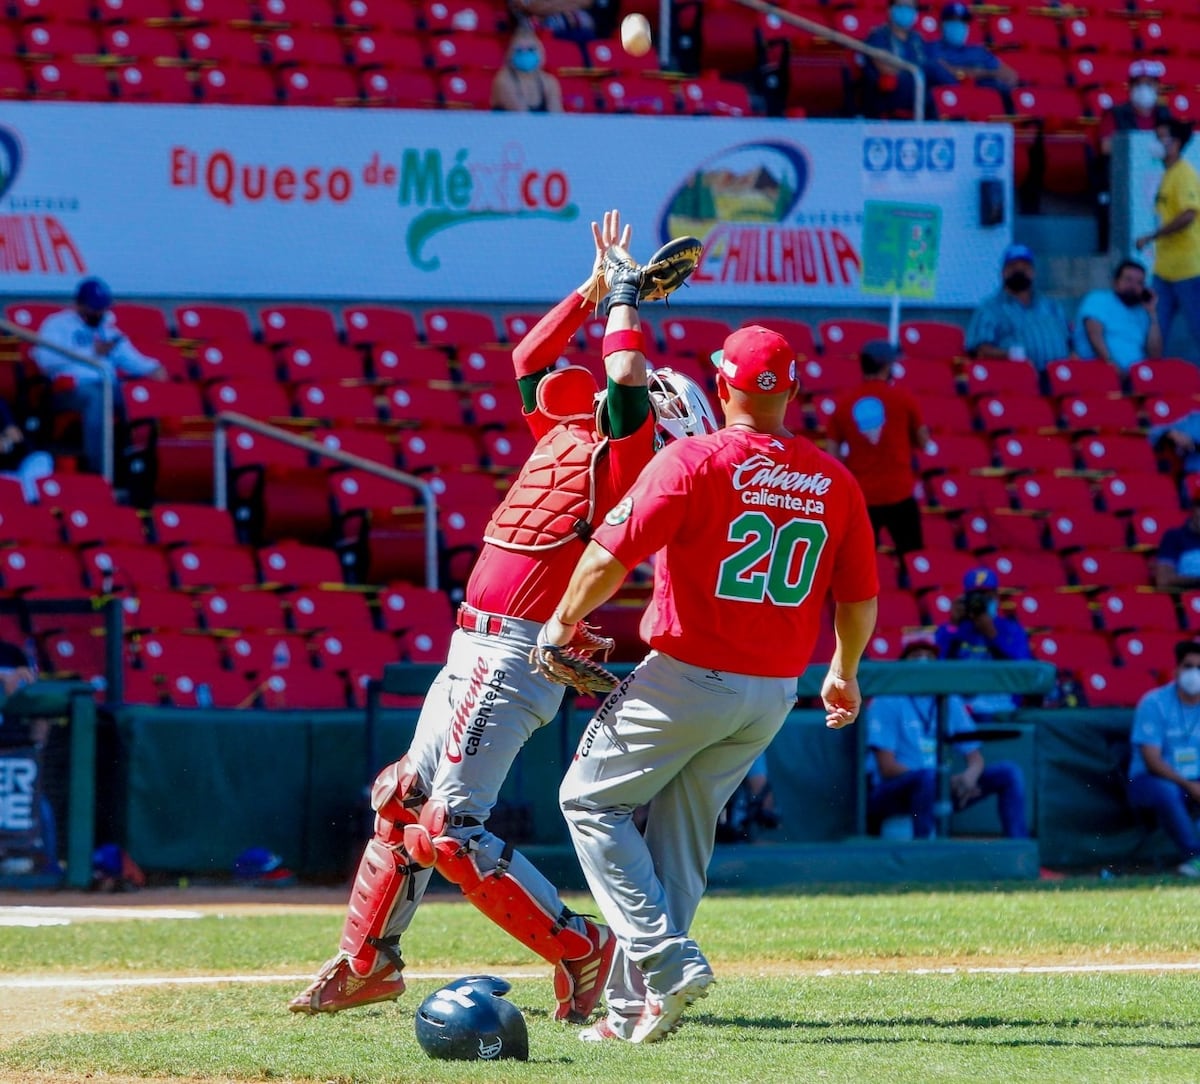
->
left=2, top=880, right=1199, bottom=1084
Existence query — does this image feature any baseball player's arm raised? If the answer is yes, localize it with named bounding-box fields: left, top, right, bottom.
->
left=541, top=540, right=629, bottom=647
left=822, top=596, right=878, bottom=730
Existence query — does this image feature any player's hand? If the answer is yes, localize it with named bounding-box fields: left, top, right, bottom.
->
left=820, top=671, right=861, bottom=729
left=1135, top=234, right=1152, bottom=251
left=587, top=209, right=633, bottom=304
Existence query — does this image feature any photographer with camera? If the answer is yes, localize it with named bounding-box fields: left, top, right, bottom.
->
left=1071, top=259, right=1162, bottom=372
left=935, top=567, right=1032, bottom=718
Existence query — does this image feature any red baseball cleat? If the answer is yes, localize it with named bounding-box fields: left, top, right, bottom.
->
left=287, top=954, right=405, bottom=1015
left=553, top=919, right=617, bottom=1023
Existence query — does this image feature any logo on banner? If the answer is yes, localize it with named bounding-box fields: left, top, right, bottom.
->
left=864, top=136, right=955, bottom=174
left=0, top=125, right=88, bottom=278
left=0, top=749, right=40, bottom=843
left=399, top=146, right=579, bottom=271
left=656, top=141, right=858, bottom=288
left=974, top=133, right=1006, bottom=169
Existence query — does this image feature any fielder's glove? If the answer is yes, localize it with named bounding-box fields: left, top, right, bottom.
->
left=529, top=623, right=619, bottom=696
left=602, top=236, right=703, bottom=315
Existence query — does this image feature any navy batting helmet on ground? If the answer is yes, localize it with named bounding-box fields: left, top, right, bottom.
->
left=414, top=976, right=529, bottom=1062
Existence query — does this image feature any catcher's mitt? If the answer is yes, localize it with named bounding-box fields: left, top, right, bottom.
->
left=529, top=624, right=619, bottom=696
left=602, top=236, right=703, bottom=314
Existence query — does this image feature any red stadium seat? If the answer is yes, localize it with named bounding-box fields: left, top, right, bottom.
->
left=596, top=75, right=677, bottom=115
left=94, top=0, right=177, bottom=22
left=182, top=26, right=264, bottom=67
left=892, top=358, right=958, bottom=398
left=199, top=589, right=288, bottom=631
left=437, top=68, right=493, bottom=108
left=919, top=394, right=976, bottom=435
left=1128, top=358, right=1200, bottom=397
left=988, top=13, right=1063, bottom=53
left=904, top=548, right=980, bottom=593
left=278, top=342, right=366, bottom=383
left=288, top=588, right=373, bottom=631
left=1068, top=54, right=1134, bottom=92
left=173, top=304, right=254, bottom=342
left=1045, top=508, right=1130, bottom=552
left=1011, top=473, right=1096, bottom=513
left=1130, top=507, right=1171, bottom=550
left=876, top=588, right=922, bottom=630
left=797, top=356, right=859, bottom=395
left=42, top=630, right=108, bottom=683
left=360, top=67, right=439, bottom=107
left=818, top=319, right=889, bottom=356
left=1030, top=629, right=1113, bottom=674
left=992, top=433, right=1077, bottom=474
left=138, top=631, right=224, bottom=676
left=1113, top=629, right=1183, bottom=669
left=347, top=31, right=427, bottom=69
left=1099, top=472, right=1182, bottom=514
left=257, top=0, right=340, bottom=27
left=196, top=65, right=278, bottom=105
left=259, top=669, right=347, bottom=708
left=396, top=430, right=481, bottom=472
left=931, top=83, right=1006, bottom=122
left=164, top=669, right=260, bottom=710
left=962, top=359, right=1041, bottom=398
left=960, top=507, right=1046, bottom=553
left=1058, top=394, right=1141, bottom=433
left=925, top=473, right=1012, bottom=513
left=312, top=427, right=396, bottom=467
left=226, top=631, right=311, bottom=676
left=1065, top=548, right=1152, bottom=589
left=384, top=384, right=467, bottom=428
left=30, top=61, right=112, bottom=100
left=293, top=382, right=380, bottom=424
left=1177, top=591, right=1200, bottom=631
left=342, top=305, right=420, bottom=347
left=20, top=22, right=102, bottom=60
left=341, top=0, right=419, bottom=31
left=110, top=303, right=172, bottom=343
left=259, top=540, right=343, bottom=587
left=1012, top=586, right=1096, bottom=631
left=195, top=340, right=278, bottom=382
left=481, top=427, right=535, bottom=471
left=985, top=549, right=1068, bottom=589
left=169, top=543, right=259, bottom=589
left=61, top=503, right=146, bottom=547
left=558, top=74, right=599, bottom=113
left=1078, top=666, right=1158, bottom=708
left=467, top=386, right=524, bottom=429
left=205, top=378, right=293, bottom=421
left=428, top=32, right=505, bottom=72
left=400, top=622, right=453, bottom=664
left=313, top=628, right=397, bottom=674
left=1043, top=359, right=1123, bottom=398
left=422, top=308, right=499, bottom=348
left=918, top=513, right=960, bottom=553
left=373, top=341, right=454, bottom=383
left=114, top=63, right=195, bottom=102
left=83, top=541, right=173, bottom=595
left=1094, top=587, right=1180, bottom=633
left=265, top=28, right=347, bottom=67
left=659, top=317, right=735, bottom=360
left=677, top=76, right=752, bottom=117
left=456, top=346, right=517, bottom=385
left=1075, top=434, right=1159, bottom=475
left=916, top=434, right=993, bottom=476
left=0, top=60, right=29, bottom=98
left=37, top=474, right=117, bottom=511
left=1, top=546, right=84, bottom=593
left=975, top=394, right=1059, bottom=435
left=377, top=582, right=453, bottom=634
left=259, top=304, right=339, bottom=344
left=0, top=503, right=61, bottom=545
left=898, top=321, right=965, bottom=360
left=278, top=65, right=360, bottom=104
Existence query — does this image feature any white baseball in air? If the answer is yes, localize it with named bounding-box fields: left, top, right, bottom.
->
left=621, top=13, right=652, bottom=57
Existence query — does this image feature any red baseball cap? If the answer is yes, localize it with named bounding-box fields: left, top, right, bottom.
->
left=711, top=325, right=796, bottom=394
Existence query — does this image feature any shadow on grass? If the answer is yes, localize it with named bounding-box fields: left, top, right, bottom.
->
left=710, top=874, right=1194, bottom=899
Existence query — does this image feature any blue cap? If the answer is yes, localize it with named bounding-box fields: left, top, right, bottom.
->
left=941, top=2, right=971, bottom=20
left=1001, top=243, right=1035, bottom=267
left=964, top=567, right=999, bottom=591
left=75, top=276, right=113, bottom=311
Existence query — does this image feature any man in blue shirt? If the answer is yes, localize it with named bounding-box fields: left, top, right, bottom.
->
left=859, top=0, right=936, bottom=119
left=936, top=566, right=1033, bottom=717
left=865, top=636, right=1028, bottom=839
left=1127, top=639, right=1200, bottom=876
left=1073, top=259, right=1163, bottom=371
left=927, top=2, right=1017, bottom=111
left=965, top=244, right=1073, bottom=370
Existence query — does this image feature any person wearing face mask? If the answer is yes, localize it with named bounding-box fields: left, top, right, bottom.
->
left=1126, top=639, right=1200, bottom=877
left=858, top=0, right=937, bottom=119
left=1071, top=259, right=1163, bottom=371
left=935, top=567, right=1032, bottom=720
left=926, top=2, right=1017, bottom=111
left=490, top=27, right=563, bottom=113
left=965, top=244, right=1072, bottom=370
left=864, top=635, right=1028, bottom=840
left=32, top=276, right=166, bottom=474
left=1093, top=61, right=1173, bottom=252
left=1135, top=119, right=1200, bottom=365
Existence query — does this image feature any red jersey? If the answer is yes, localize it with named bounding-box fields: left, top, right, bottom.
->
left=826, top=380, right=924, bottom=506
left=592, top=428, right=878, bottom=678
left=466, top=410, right=655, bottom=622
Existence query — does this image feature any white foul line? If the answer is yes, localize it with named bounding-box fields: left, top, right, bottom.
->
left=3, top=961, right=1200, bottom=991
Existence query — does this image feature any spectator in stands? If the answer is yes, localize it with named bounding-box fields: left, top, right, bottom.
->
left=1149, top=414, right=1200, bottom=490
left=965, top=243, right=1072, bottom=370
left=1135, top=119, right=1200, bottom=366
left=858, top=0, right=937, bottom=120
left=865, top=635, right=1028, bottom=840
left=1152, top=475, right=1200, bottom=590
left=926, top=2, right=1017, bottom=111
left=508, top=0, right=604, bottom=43
left=1094, top=60, right=1172, bottom=252
left=1126, top=638, right=1200, bottom=877
left=826, top=340, right=931, bottom=556
left=715, top=751, right=781, bottom=844
left=936, top=567, right=1032, bottom=718
left=1071, top=258, right=1163, bottom=371
left=491, top=25, right=564, bottom=113
left=31, top=277, right=166, bottom=474
left=0, top=394, right=52, bottom=501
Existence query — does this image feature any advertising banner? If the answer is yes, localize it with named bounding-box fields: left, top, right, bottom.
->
left=0, top=103, right=1012, bottom=306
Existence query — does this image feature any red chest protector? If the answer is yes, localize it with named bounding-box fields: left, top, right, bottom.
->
left=484, top=421, right=609, bottom=552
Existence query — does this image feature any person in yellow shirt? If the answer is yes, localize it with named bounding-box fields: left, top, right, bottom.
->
left=1136, top=119, right=1200, bottom=362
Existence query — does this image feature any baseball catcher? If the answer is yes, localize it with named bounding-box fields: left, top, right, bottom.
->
left=288, top=212, right=706, bottom=1027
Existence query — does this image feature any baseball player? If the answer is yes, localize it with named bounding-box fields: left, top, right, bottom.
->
left=288, top=211, right=703, bottom=1025
left=537, top=324, right=880, bottom=1043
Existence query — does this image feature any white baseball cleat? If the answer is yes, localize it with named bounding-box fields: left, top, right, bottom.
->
left=629, top=971, right=714, bottom=1044
left=578, top=1017, right=623, bottom=1042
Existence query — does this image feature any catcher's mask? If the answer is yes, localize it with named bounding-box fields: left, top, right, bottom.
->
left=414, top=975, right=529, bottom=1062
left=647, top=367, right=720, bottom=446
